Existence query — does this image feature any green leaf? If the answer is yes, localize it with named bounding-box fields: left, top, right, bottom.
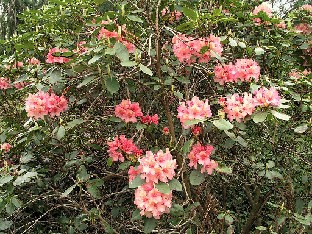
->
left=114, top=42, right=129, bottom=62
left=56, top=126, right=65, bottom=140
left=88, top=55, right=102, bottom=64
left=299, top=43, right=309, bottom=49
left=182, top=139, right=194, bottom=155
left=13, top=172, right=37, bottom=186
left=66, top=119, right=85, bottom=129
left=11, top=197, right=22, bottom=208
left=127, top=15, right=144, bottom=23
left=252, top=111, right=268, bottom=123
left=169, top=179, right=183, bottom=191
left=121, top=61, right=136, bottom=67
left=131, top=209, right=142, bottom=221
left=61, top=184, right=76, bottom=197
left=129, top=175, right=145, bottom=188
left=20, top=153, right=34, bottom=164
left=155, top=182, right=171, bottom=194
left=236, top=136, right=248, bottom=147
left=294, top=124, right=308, bottom=133
left=119, top=161, right=132, bottom=170
left=174, top=91, right=183, bottom=99
left=229, top=38, right=237, bottom=47
left=190, top=170, right=205, bottom=186
left=0, top=176, right=14, bottom=187
left=139, top=64, right=153, bottom=76
left=255, top=47, right=265, bottom=55
left=213, top=119, right=233, bottom=130
left=87, top=184, right=101, bottom=198
left=77, top=76, right=96, bottom=88
left=144, top=218, right=157, bottom=234
left=170, top=204, right=184, bottom=217
left=105, top=76, right=120, bottom=94
left=184, top=119, right=206, bottom=127
left=77, top=165, right=89, bottom=182
left=238, top=42, right=246, bottom=48
left=271, top=110, right=291, bottom=121
left=0, top=219, right=12, bottom=231
left=216, top=166, right=232, bottom=174
left=182, top=7, right=198, bottom=20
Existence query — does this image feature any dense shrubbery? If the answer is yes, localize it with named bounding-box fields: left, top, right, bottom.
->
left=0, top=0, right=311, bottom=233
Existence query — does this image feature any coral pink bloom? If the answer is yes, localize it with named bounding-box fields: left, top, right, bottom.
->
left=14, top=81, right=29, bottom=90
left=177, top=96, right=212, bottom=129
left=253, top=87, right=281, bottom=107
left=138, top=149, right=176, bottom=184
left=0, top=77, right=11, bottom=90
left=294, top=23, right=312, bottom=34
left=27, top=57, right=40, bottom=65
left=172, top=34, right=223, bottom=64
left=214, top=59, right=260, bottom=85
left=140, top=114, right=159, bottom=125
left=1, top=143, right=12, bottom=153
left=46, top=48, right=70, bottom=64
left=300, top=4, right=312, bottom=13
left=161, top=7, right=182, bottom=21
left=25, top=91, right=68, bottom=119
left=47, top=93, right=68, bottom=117
left=253, top=2, right=273, bottom=17
left=107, top=135, right=142, bottom=162
left=134, top=182, right=172, bottom=219
left=115, top=100, right=143, bottom=123
left=162, top=127, right=169, bottom=135
left=188, top=142, right=217, bottom=174
left=73, top=41, right=88, bottom=55
left=223, top=93, right=256, bottom=122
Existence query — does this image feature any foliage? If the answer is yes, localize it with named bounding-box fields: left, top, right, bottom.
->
left=0, top=0, right=311, bottom=233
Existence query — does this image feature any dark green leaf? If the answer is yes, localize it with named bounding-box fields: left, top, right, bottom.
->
left=190, top=170, right=205, bottom=185
left=105, top=76, right=120, bottom=94
left=213, top=119, right=233, bottom=130
left=129, top=175, right=145, bottom=188
left=155, top=182, right=171, bottom=194
left=144, top=218, right=157, bottom=234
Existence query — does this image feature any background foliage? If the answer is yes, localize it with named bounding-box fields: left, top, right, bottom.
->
left=0, top=0, right=311, bottom=233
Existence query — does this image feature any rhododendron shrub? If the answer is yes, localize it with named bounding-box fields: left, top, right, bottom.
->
left=0, top=0, right=310, bottom=233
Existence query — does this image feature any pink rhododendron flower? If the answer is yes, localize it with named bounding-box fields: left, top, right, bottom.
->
left=177, top=96, right=212, bottom=129
left=253, top=87, right=281, bottom=107
left=191, top=126, right=202, bottom=136
left=25, top=91, right=68, bottom=119
left=0, top=77, right=11, bottom=90
left=172, top=34, right=223, bottom=64
left=134, top=182, right=172, bottom=219
left=1, top=143, right=12, bottom=153
left=140, top=114, right=159, bottom=125
left=128, top=166, right=141, bottom=182
left=223, top=93, right=256, bottom=122
left=188, top=142, right=218, bottom=174
left=47, top=93, right=69, bottom=117
left=300, top=4, right=312, bottom=13
left=46, top=48, right=70, bottom=63
left=162, top=127, right=169, bottom=135
left=115, top=100, right=143, bottom=123
left=276, top=21, right=286, bottom=29
left=214, top=59, right=260, bottom=85
left=252, top=2, right=273, bottom=25
left=27, top=57, right=40, bottom=65
left=73, top=41, right=88, bottom=54
left=289, top=69, right=311, bottom=80
left=14, top=81, right=29, bottom=90
left=98, top=26, right=136, bottom=53
left=294, top=23, right=312, bottom=34
left=138, top=149, right=176, bottom=184
left=107, top=135, right=142, bottom=162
